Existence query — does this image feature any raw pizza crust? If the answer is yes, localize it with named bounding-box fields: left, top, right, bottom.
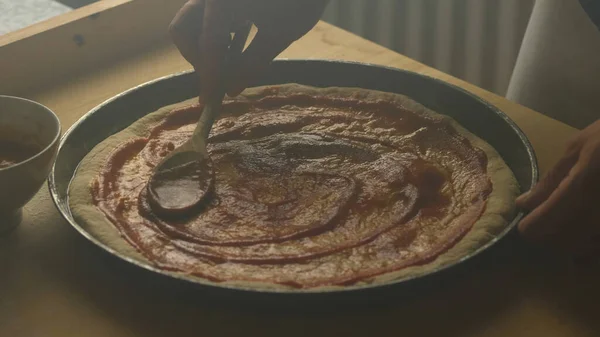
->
left=69, top=84, right=520, bottom=291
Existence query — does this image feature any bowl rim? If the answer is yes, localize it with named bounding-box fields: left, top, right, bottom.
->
left=0, top=95, right=62, bottom=172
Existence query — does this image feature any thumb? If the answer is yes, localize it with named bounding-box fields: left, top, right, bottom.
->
left=517, top=148, right=579, bottom=210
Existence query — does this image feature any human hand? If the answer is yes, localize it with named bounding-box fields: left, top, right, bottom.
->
left=517, top=119, right=600, bottom=257
left=170, top=0, right=329, bottom=101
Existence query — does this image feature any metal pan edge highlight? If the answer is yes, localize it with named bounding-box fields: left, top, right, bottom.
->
left=48, top=59, right=538, bottom=295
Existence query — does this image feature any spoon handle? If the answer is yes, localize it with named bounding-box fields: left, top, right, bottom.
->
left=193, top=23, right=252, bottom=145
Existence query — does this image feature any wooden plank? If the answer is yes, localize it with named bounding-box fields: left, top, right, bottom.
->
left=0, top=0, right=130, bottom=46
left=0, top=0, right=187, bottom=96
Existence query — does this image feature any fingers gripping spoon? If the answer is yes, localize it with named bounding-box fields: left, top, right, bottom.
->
left=147, top=24, right=251, bottom=217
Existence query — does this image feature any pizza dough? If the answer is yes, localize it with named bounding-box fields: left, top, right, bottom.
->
left=69, top=84, right=519, bottom=291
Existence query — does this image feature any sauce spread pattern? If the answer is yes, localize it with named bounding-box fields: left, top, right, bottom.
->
left=91, top=90, right=492, bottom=288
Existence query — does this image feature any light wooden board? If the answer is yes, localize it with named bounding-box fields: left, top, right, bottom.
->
left=1, top=1, right=598, bottom=337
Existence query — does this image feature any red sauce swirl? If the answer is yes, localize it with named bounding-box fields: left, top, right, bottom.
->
left=91, top=90, right=491, bottom=288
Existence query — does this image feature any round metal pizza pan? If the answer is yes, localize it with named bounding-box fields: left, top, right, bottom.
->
left=48, top=59, right=538, bottom=298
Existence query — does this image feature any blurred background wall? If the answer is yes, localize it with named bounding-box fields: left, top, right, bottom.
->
left=322, top=0, right=535, bottom=95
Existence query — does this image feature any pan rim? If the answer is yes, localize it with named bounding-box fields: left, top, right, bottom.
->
left=48, top=59, right=538, bottom=295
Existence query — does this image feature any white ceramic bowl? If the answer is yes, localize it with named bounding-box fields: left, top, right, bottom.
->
left=0, top=96, right=61, bottom=233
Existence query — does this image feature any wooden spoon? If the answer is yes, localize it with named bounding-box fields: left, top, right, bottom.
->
left=147, top=23, right=251, bottom=217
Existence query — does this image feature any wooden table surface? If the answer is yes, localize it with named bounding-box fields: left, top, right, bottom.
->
left=1, top=1, right=598, bottom=336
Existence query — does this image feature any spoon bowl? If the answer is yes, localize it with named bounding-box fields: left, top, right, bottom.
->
left=147, top=24, right=251, bottom=217
left=147, top=151, right=214, bottom=217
